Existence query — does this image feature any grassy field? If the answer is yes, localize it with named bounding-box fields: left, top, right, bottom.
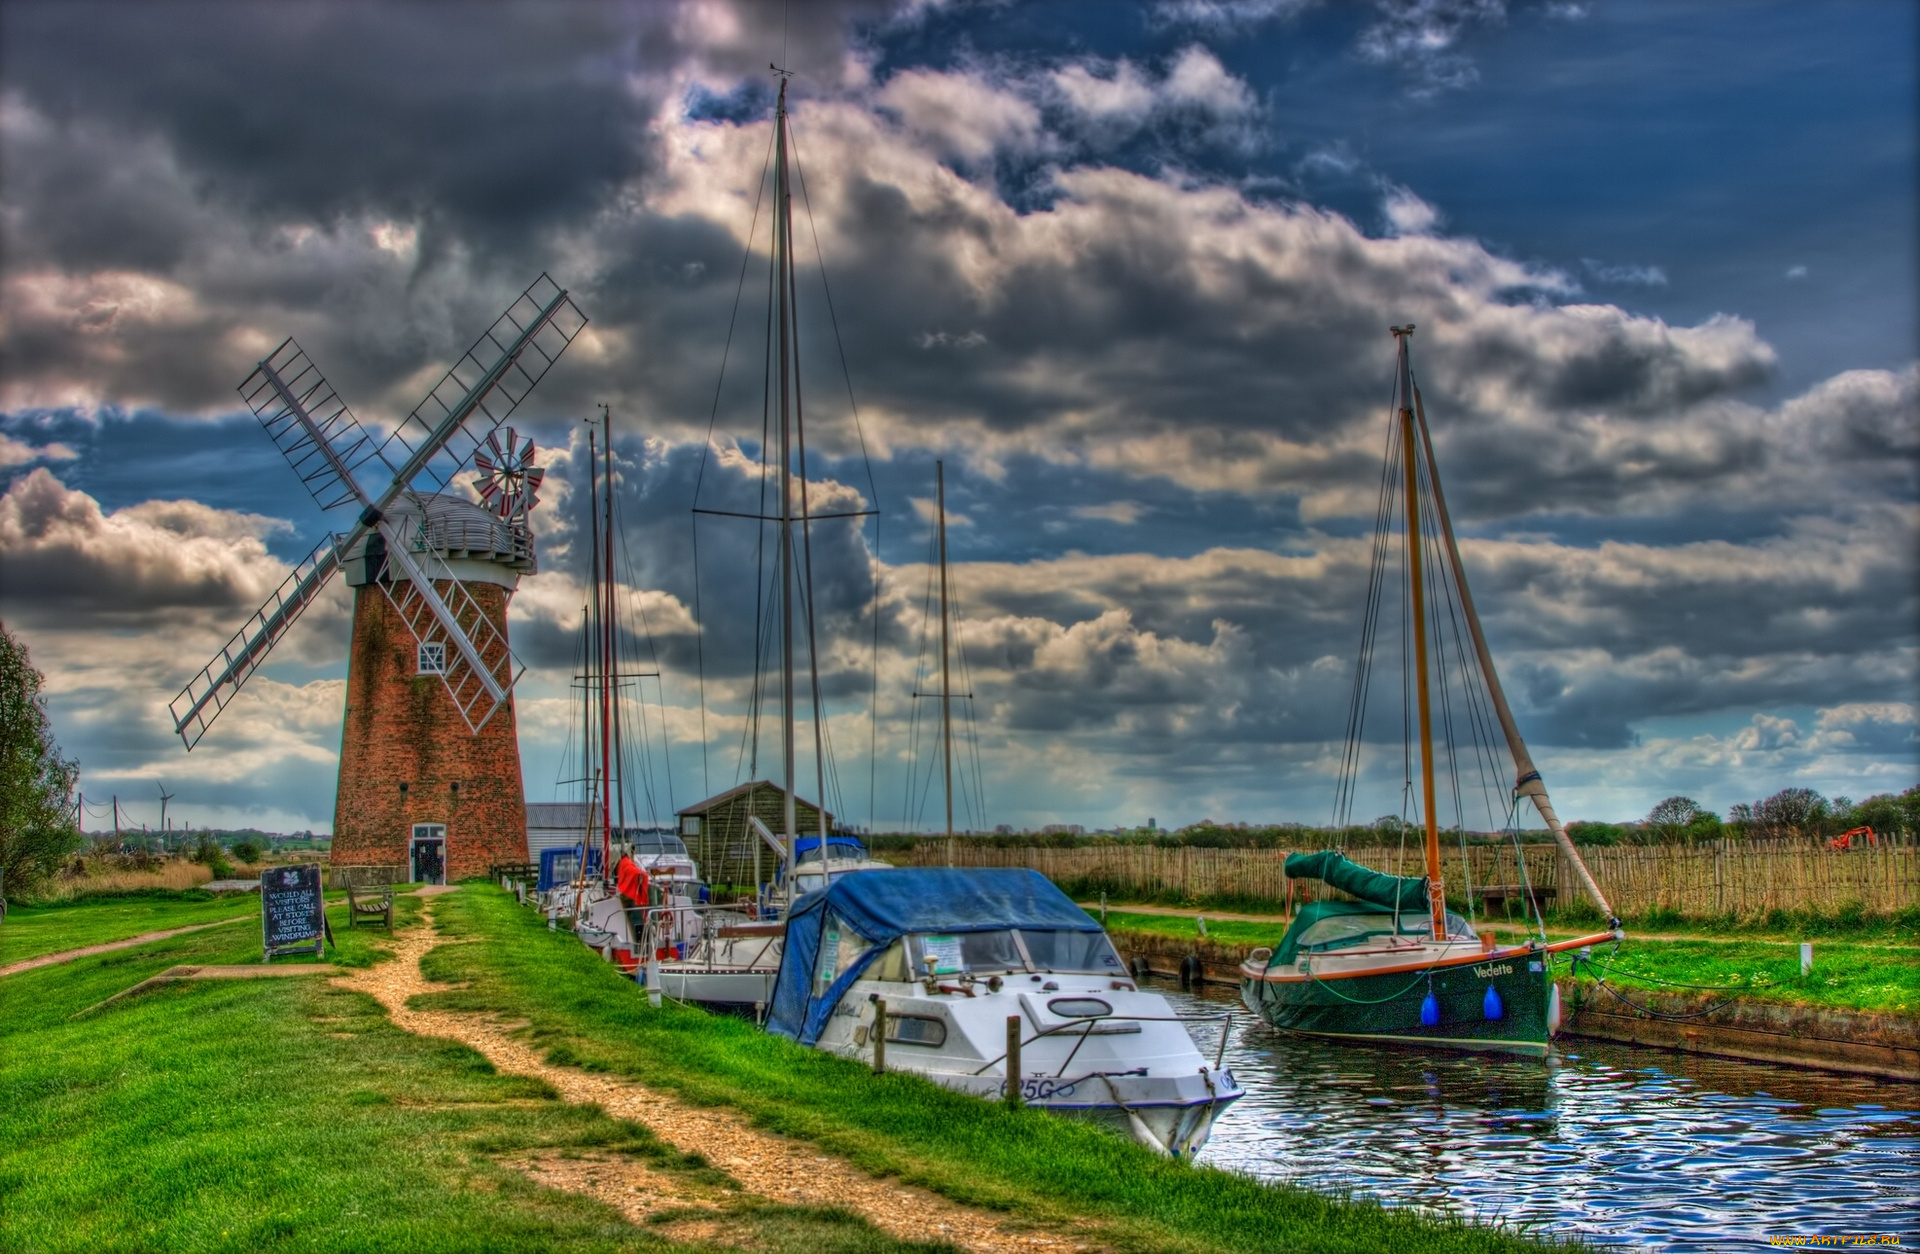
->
left=420, top=888, right=1571, bottom=1254
left=1560, top=938, right=1920, bottom=1016
left=0, top=894, right=966, bottom=1254
left=1101, top=909, right=1289, bottom=950
left=0, top=889, right=263, bottom=965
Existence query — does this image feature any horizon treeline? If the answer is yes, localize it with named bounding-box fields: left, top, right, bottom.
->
left=867, top=785, right=1920, bottom=850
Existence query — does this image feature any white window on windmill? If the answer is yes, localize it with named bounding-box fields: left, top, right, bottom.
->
left=417, top=641, right=447, bottom=675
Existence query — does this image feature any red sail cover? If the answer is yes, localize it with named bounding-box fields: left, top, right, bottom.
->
left=615, top=856, right=648, bottom=907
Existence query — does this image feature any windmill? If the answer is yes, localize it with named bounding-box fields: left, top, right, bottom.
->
left=168, top=274, right=587, bottom=883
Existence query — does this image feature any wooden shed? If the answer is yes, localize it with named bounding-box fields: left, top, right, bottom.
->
left=676, top=781, right=834, bottom=889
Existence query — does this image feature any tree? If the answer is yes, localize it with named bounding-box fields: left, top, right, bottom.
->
left=0, top=624, right=80, bottom=899
left=1752, top=787, right=1829, bottom=837
left=1647, top=796, right=1701, bottom=841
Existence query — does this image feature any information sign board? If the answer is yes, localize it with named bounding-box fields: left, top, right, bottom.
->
left=261, top=863, right=326, bottom=960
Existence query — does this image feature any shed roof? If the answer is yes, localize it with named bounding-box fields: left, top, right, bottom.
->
left=676, top=779, right=833, bottom=825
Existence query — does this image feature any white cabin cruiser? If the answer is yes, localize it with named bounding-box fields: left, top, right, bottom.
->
left=769, top=868, right=1242, bottom=1157
left=776, top=834, right=896, bottom=902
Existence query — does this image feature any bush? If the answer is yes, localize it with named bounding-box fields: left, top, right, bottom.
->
left=230, top=840, right=262, bottom=865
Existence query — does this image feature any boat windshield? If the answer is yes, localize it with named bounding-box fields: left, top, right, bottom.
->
left=902, top=929, right=1122, bottom=977
left=625, top=832, right=689, bottom=857
left=908, top=930, right=1026, bottom=976
left=1018, top=929, right=1125, bottom=975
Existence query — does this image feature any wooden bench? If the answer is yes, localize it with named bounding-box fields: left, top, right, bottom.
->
left=1473, top=884, right=1556, bottom=914
left=347, top=884, right=393, bottom=931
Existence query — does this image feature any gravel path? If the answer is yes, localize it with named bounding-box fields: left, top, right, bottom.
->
left=332, top=903, right=1096, bottom=1253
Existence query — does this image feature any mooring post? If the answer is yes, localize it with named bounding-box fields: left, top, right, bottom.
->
left=1006, top=1016, right=1023, bottom=1108
left=1800, top=942, right=1813, bottom=975
left=873, top=998, right=887, bottom=1074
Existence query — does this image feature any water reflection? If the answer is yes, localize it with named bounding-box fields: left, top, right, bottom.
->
left=1160, top=982, right=1920, bottom=1250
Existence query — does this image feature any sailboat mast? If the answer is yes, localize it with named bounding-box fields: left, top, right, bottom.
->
left=1395, top=326, right=1447, bottom=940
left=937, top=461, right=955, bottom=867
left=1409, top=387, right=1616, bottom=922
left=775, top=75, right=798, bottom=904
left=604, top=405, right=623, bottom=837
left=588, top=426, right=612, bottom=878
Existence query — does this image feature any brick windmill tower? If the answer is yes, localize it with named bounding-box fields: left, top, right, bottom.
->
left=169, top=276, right=586, bottom=884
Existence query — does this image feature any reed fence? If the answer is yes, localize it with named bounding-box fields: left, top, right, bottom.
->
left=906, top=836, right=1918, bottom=919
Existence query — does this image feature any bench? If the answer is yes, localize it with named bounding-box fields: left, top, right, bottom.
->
left=347, top=884, right=394, bottom=931
left=1473, top=884, right=1556, bottom=914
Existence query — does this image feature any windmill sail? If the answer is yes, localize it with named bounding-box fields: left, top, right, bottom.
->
left=373, top=522, right=523, bottom=733
left=378, top=273, right=587, bottom=497
left=169, top=534, right=344, bottom=749
left=240, top=340, right=395, bottom=512
left=169, top=274, right=585, bottom=749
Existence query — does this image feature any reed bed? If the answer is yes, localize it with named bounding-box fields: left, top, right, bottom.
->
left=909, top=836, right=1918, bottom=919
left=38, top=860, right=213, bottom=901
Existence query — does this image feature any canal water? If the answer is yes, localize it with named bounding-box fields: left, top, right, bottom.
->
left=1159, top=982, right=1920, bottom=1250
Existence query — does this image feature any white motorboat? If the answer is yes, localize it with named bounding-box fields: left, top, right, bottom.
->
left=779, top=834, right=895, bottom=899
left=770, top=867, right=1242, bottom=1157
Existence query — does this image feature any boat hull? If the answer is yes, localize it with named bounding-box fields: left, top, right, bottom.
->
left=909, top=1067, right=1239, bottom=1158
left=1241, top=952, right=1552, bottom=1058
left=653, top=966, right=776, bottom=1012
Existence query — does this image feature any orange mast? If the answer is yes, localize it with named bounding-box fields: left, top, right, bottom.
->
left=1394, top=325, right=1447, bottom=940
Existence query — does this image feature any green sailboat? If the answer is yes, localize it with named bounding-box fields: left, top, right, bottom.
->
left=1239, top=326, right=1621, bottom=1058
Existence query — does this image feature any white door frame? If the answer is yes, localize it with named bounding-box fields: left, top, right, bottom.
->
left=410, top=823, right=448, bottom=885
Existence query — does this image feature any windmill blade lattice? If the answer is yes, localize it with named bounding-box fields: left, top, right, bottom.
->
left=239, top=340, right=395, bottom=512
left=169, top=274, right=587, bottom=751
left=378, top=273, right=586, bottom=497
left=473, top=428, right=545, bottom=519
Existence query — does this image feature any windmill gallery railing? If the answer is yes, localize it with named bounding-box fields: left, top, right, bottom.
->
left=905, top=838, right=1919, bottom=919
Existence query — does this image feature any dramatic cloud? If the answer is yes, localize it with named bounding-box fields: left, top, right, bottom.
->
left=0, top=1, right=1910, bottom=829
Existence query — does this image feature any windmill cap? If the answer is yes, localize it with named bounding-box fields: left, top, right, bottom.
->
left=342, top=492, right=535, bottom=589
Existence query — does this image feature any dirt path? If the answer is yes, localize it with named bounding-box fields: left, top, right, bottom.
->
left=0, top=916, right=251, bottom=978
left=332, top=907, right=1095, bottom=1253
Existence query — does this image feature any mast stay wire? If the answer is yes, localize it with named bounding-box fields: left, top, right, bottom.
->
left=608, top=466, right=671, bottom=824
left=789, top=119, right=887, bottom=835
left=692, top=122, right=778, bottom=803
left=901, top=516, right=944, bottom=830
left=554, top=602, right=589, bottom=799
left=734, top=199, right=784, bottom=790
left=1331, top=378, right=1406, bottom=831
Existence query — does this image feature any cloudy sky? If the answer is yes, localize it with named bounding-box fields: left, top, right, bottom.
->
left=1, top=0, right=1913, bottom=836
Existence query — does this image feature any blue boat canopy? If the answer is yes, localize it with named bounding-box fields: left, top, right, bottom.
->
left=767, top=867, right=1101, bottom=1044
left=787, top=835, right=869, bottom=862
left=537, top=844, right=603, bottom=892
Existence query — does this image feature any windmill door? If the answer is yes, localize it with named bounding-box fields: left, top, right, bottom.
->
left=411, top=825, right=447, bottom=885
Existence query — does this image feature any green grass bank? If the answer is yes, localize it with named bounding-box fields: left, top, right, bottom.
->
left=0, top=894, right=964, bottom=1254
left=0, top=889, right=263, bottom=965
left=422, top=887, right=1574, bottom=1253
left=0, top=886, right=1581, bottom=1252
